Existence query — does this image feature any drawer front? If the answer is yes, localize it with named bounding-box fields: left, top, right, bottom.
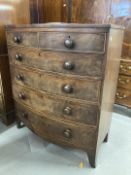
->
left=8, top=47, right=104, bottom=77
left=11, top=66, right=101, bottom=102
left=39, top=32, right=106, bottom=53
left=116, top=87, right=131, bottom=107
left=13, top=84, right=98, bottom=125
left=120, top=61, right=131, bottom=76
left=117, top=75, right=131, bottom=90
left=16, top=103, right=97, bottom=149
left=6, top=32, right=38, bottom=47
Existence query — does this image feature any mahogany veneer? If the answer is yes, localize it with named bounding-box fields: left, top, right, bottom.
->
left=6, top=23, right=124, bottom=167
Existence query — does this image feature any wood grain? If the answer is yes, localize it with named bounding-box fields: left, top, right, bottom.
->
left=16, top=102, right=97, bottom=150
left=6, top=24, right=124, bottom=167
left=11, top=66, right=101, bottom=102
left=6, top=32, right=38, bottom=48
left=110, top=0, right=131, bottom=107
left=39, top=32, right=106, bottom=53
left=72, top=0, right=111, bottom=23
left=8, top=46, right=105, bottom=77
left=12, top=83, right=99, bottom=126
left=0, top=0, right=33, bottom=125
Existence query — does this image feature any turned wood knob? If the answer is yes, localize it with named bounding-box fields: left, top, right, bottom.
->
left=64, top=37, right=73, bottom=48
left=18, top=93, right=26, bottom=100
left=63, top=107, right=72, bottom=115
left=16, top=74, right=24, bottom=81
left=15, top=54, right=22, bottom=61
left=13, top=36, right=21, bottom=43
left=63, top=61, right=74, bottom=70
left=63, top=129, right=72, bottom=139
left=63, top=84, right=73, bottom=93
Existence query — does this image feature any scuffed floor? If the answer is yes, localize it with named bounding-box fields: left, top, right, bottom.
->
left=0, top=113, right=131, bottom=175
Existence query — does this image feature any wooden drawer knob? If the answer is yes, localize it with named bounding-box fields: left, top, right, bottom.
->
left=13, top=36, right=21, bottom=43
left=63, top=61, right=74, bottom=70
left=63, top=129, right=72, bottom=139
left=18, top=93, right=26, bottom=100
left=15, top=54, right=22, bottom=61
left=64, top=36, right=74, bottom=48
left=63, top=84, right=73, bottom=93
left=63, top=107, right=72, bottom=115
left=16, top=74, right=24, bottom=81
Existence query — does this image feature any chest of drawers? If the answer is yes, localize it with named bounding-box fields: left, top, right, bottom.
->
left=6, top=23, right=124, bottom=167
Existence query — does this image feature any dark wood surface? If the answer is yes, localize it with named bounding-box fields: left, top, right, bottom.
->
left=8, top=46, right=104, bottom=77
left=72, top=0, right=111, bottom=23
left=6, top=24, right=123, bottom=167
left=0, top=55, right=14, bottom=124
left=6, top=32, right=38, bottom=48
left=11, top=65, right=101, bottom=102
left=12, top=83, right=99, bottom=126
left=0, top=0, right=34, bottom=125
left=96, top=28, right=124, bottom=160
left=110, top=0, right=131, bottom=107
left=39, top=32, right=106, bottom=53
left=36, top=0, right=68, bottom=23
left=16, top=102, right=97, bottom=150
left=32, top=0, right=131, bottom=108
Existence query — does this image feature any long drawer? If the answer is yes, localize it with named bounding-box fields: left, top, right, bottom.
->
left=8, top=46, right=104, bottom=77
left=6, top=31, right=106, bottom=54
left=13, top=84, right=99, bottom=125
left=11, top=66, right=101, bottom=102
left=39, top=32, right=106, bottom=53
left=16, top=102, right=97, bottom=150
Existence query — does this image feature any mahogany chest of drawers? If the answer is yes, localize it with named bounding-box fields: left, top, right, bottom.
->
left=6, top=23, right=124, bottom=167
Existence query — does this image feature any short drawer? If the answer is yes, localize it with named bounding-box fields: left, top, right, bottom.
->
left=6, top=32, right=38, bottom=47
left=116, top=87, right=131, bottom=107
left=119, top=61, right=131, bottom=76
left=39, top=32, right=106, bottom=53
left=11, top=66, right=101, bottom=102
left=117, top=75, right=131, bottom=90
left=16, top=103, right=97, bottom=149
left=13, top=84, right=98, bottom=125
left=8, top=47, right=104, bottom=77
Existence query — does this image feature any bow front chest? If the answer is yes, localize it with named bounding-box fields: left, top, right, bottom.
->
left=6, top=23, right=124, bottom=167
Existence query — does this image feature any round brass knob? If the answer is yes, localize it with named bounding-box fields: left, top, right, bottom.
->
left=64, top=37, right=73, bottom=48
left=63, top=107, right=72, bottom=115
left=16, top=74, right=24, bottom=81
left=63, top=129, right=72, bottom=139
left=18, top=93, right=26, bottom=100
left=13, top=36, right=21, bottom=43
left=63, top=84, right=73, bottom=93
left=15, top=54, right=22, bottom=61
left=128, top=66, right=131, bottom=70
left=116, top=92, right=127, bottom=99
left=63, top=61, right=74, bottom=70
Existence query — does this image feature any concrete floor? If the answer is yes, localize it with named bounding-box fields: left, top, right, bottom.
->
left=0, top=112, right=131, bottom=175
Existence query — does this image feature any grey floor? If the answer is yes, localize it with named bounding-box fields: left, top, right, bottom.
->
left=0, top=112, right=131, bottom=175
